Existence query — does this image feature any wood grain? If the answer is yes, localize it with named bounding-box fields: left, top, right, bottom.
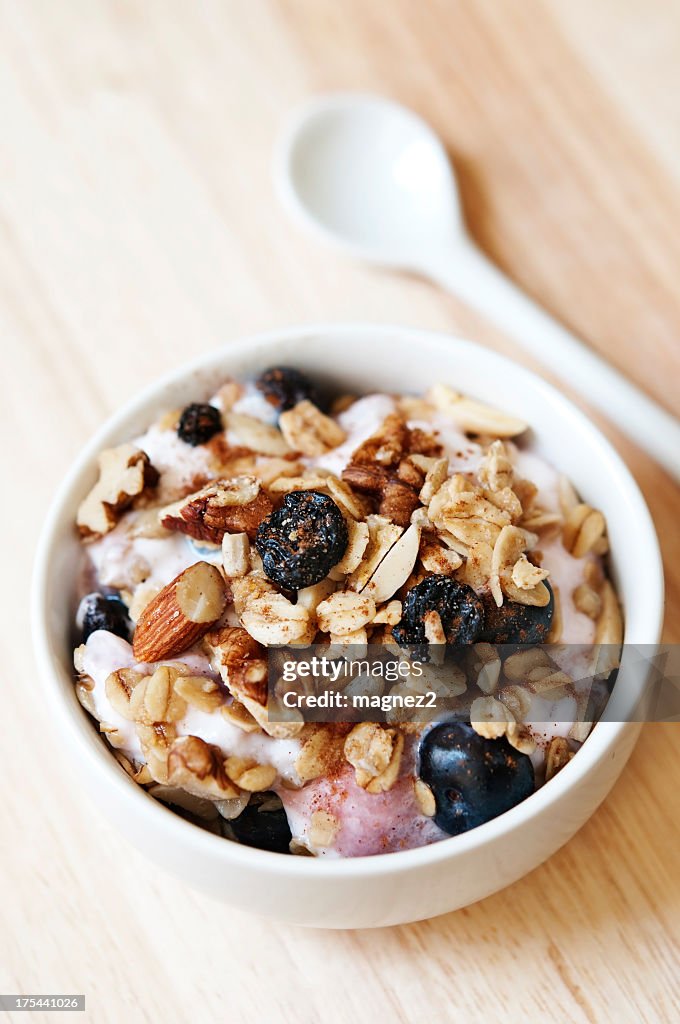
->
left=1, top=1, right=678, bottom=1021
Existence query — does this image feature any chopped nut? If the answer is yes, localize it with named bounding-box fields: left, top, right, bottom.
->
left=167, top=735, right=240, bottom=798
left=467, top=643, right=502, bottom=695
left=295, top=726, right=344, bottom=783
left=143, top=666, right=189, bottom=722
left=129, top=666, right=188, bottom=724
left=132, top=561, right=228, bottom=663
left=204, top=625, right=268, bottom=705
left=378, top=477, right=422, bottom=527
left=526, top=665, right=572, bottom=695
left=397, top=456, right=426, bottom=489
left=366, top=732, right=403, bottom=793
left=75, top=677, right=97, bottom=716
left=160, top=477, right=272, bottom=542
left=470, top=696, right=514, bottom=739
left=296, top=579, right=337, bottom=613
left=173, top=674, right=225, bottom=713
left=128, top=581, right=161, bottom=623
left=511, top=553, right=550, bottom=591
left=224, top=756, right=277, bottom=792
left=419, top=457, right=449, bottom=504
left=506, top=721, right=537, bottom=755
left=499, top=684, right=533, bottom=721
left=308, top=810, right=340, bottom=848
left=478, top=440, right=514, bottom=491
left=423, top=610, right=447, bottom=646
left=413, top=778, right=436, bottom=817
left=573, top=582, right=602, bottom=620
left=326, top=476, right=371, bottom=520
left=372, top=600, right=402, bottom=626
left=562, top=504, right=606, bottom=558
left=136, top=721, right=177, bottom=783
left=503, top=647, right=551, bottom=681
left=350, top=413, right=409, bottom=467
left=545, top=736, right=573, bottom=781
left=420, top=539, right=463, bottom=575
left=490, top=525, right=549, bottom=607
left=114, top=751, right=153, bottom=785
left=220, top=700, right=262, bottom=733
left=105, top=667, right=144, bottom=720
left=279, top=400, right=346, bottom=456
left=342, top=463, right=420, bottom=527
left=594, top=581, right=623, bottom=646
left=205, top=626, right=304, bottom=739
left=455, top=541, right=493, bottom=593
left=77, top=444, right=159, bottom=539
left=222, top=532, right=250, bottom=577
left=569, top=720, right=593, bottom=742
left=344, top=722, right=403, bottom=791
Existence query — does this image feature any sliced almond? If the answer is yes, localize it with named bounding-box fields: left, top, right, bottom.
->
left=362, top=523, right=421, bottom=604
left=428, top=384, right=528, bottom=437
left=347, top=515, right=403, bottom=592
left=224, top=411, right=292, bottom=455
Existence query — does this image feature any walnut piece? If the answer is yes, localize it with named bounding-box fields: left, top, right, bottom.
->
left=77, top=444, right=159, bottom=538
left=160, top=477, right=272, bottom=542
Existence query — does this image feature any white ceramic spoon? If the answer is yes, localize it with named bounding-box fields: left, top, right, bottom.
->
left=275, top=93, right=680, bottom=482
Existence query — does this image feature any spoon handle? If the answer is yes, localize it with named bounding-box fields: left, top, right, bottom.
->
left=425, top=241, right=680, bottom=482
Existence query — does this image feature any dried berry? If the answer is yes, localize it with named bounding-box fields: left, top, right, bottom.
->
left=419, top=721, right=535, bottom=836
left=255, top=490, right=348, bottom=590
left=79, top=593, right=131, bottom=643
left=255, top=366, right=321, bottom=415
left=392, top=574, right=484, bottom=648
left=480, top=581, right=554, bottom=644
left=229, top=792, right=292, bottom=854
left=177, top=403, right=222, bottom=446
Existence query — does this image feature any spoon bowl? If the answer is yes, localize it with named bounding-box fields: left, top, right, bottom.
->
left=275, top=92, right=680, bottom=481
left=277, top=93, right=462, bottom=265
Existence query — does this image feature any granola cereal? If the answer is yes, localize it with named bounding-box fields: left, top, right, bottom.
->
left=71, top=366, right=622, bottom=857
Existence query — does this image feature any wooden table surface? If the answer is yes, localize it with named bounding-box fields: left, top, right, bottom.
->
left=2, top=2, right=679, bottom=1021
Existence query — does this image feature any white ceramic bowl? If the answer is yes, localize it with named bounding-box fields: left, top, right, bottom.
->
left=33, top=325, right=664, bottom=928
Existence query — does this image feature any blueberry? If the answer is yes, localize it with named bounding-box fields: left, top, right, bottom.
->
left=419, top=721, right=535, bottom=836
left=229, top=792, right=292, bottom=854
left=255, top=366, right=321, bottom=415
left=255, top=490, right=348, bottom=590
left=480, top=580, right=554, bottom=645
left=79, top=593, right=131, bottom=643
left=177, top=403, right=222, bottom=446
left=392, top=575, right=485, bottom=649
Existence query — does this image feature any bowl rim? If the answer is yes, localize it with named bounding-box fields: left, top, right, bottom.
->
left=32, top=322, right=665, bottom=879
